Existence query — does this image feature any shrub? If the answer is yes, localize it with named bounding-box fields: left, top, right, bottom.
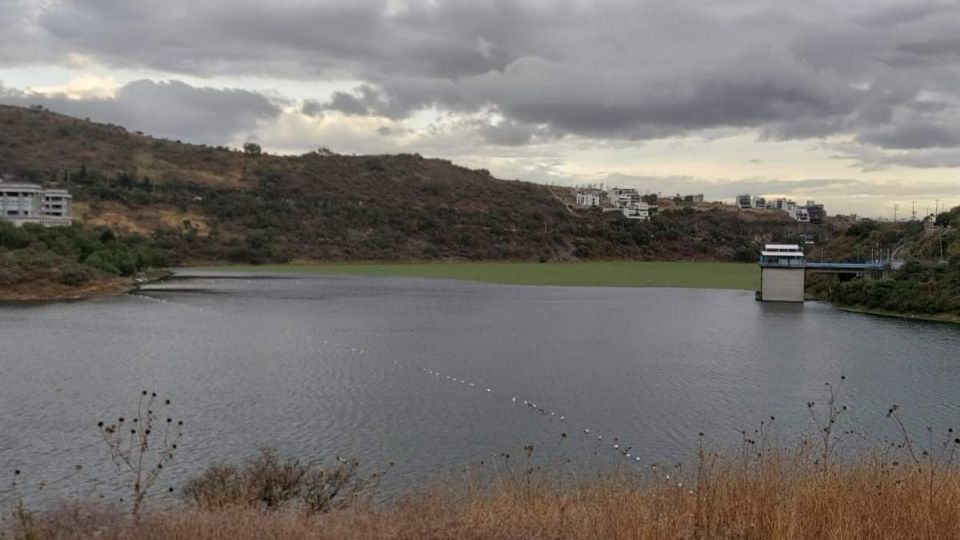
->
left=58, top=263, right=96, bottom=286
left=732, top=246, right=759, bottom=262
left=243, top=142, right=262, bottom=156
left=182, top=449, right=372, bottom=513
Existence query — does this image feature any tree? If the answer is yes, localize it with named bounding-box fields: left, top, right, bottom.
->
left=243, top=142, right=263, bottom=157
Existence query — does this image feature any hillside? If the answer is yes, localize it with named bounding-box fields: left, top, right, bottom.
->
left=2, top=104, right=955, bottom=314
left=810, top=208, right=960, bottom=319
left=0, top=104, right=818, bottom=267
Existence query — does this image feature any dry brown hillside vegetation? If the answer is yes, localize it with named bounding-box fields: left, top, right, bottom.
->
left=1, top=104, right=817, bottom=264
left=0, top=104, right=247, bottom=188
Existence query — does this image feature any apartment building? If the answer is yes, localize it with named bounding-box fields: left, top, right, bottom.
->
left=0, top=179, right=73, bottom=227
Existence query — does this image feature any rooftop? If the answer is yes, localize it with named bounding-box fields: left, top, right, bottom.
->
left=0, top=180, right=44, bottom=190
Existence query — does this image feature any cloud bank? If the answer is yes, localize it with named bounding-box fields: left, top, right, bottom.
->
left=1, top=0, right=959, bottom=214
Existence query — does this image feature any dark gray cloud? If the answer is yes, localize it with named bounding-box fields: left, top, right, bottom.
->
left=833, top=143, right=960, bottom=170
left=317, top=84, right=422, bottom=119
left=0, top=79, right=281, bottom=142
left=1, top=0, right=960, bottom=165
left=476, top=119, right=546, bottom=146
left=327, top=91, right=369, bottom=115
left=859, top=122, right=960, bottom=150
left=301, top=99, right=324, bottom=118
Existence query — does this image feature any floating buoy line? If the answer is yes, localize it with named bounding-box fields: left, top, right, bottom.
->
left=127, top=291, right=646, bottom=466
left=387, top=357, right=645, bottom=466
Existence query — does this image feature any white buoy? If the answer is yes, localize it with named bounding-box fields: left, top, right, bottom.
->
left=560, top=416, right=565, bottom=421
left=512, top=397, right=517, bottom=402
left=626, top=453, right=632, bottom=458
left=584, top=429, right=590, bottom=434
left=614, top=444, right=619, bottom=449
left=486, top=388, right=492, bottom=393
left=597, top=436, right=602, bottom=440
left=635, top=457, right=641, bottom=462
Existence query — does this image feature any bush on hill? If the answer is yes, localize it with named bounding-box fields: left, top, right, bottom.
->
left=831, top=259, right=960, bottom=314
left=0, top=220, right=168, bottom=287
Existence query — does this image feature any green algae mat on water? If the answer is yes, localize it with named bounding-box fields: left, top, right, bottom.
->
left=216, top=261, right=760, bottom=290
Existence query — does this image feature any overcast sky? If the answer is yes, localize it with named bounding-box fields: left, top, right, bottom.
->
left=2, top=0, right=959, bottom=217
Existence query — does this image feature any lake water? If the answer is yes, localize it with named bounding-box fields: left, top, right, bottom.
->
left=2, top=269, right=959, bottom=506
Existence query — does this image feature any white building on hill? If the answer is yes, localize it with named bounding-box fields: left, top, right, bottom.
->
left=621, top=201, right=652, bottom=220
left=607, top=187, right=641, bottom=208
left=575, top=188, right=604, bottom=208
left=0, top=179, right=73, bottom=227
left=575, top=185, right=655, bottom=220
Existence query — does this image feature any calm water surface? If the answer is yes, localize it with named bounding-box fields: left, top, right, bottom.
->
left=2, top=270, right=959, bottom=505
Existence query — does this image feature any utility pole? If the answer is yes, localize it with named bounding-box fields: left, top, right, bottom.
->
left=893, top=204, right=899, bottom=223
left=911, top=201, right=917, bottom=221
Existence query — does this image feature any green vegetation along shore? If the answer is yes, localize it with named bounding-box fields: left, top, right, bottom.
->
left=216, top=261, right=761, bottom=290
left=0, top=220, right=168, bottom=301
left=810, top=205, right=960, bottom=322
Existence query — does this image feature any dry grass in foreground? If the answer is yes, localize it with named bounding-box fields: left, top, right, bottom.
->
left=11, top=446, right=960, bottom=540
left=9, top=383, right=960, bottom=539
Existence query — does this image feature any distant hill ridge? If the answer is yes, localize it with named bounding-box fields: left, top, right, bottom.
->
left=0, top=104, right=803, bottom=264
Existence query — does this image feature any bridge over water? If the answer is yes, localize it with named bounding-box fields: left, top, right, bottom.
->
left=802, top=261, right=888, bottom=273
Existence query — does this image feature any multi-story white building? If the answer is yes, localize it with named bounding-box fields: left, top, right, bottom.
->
left=608, top=188, right=642, bottom=208
left=575, top=188, right=604, bottom=208
left=576, top=185, right=656, bottom=220
left=621, top=201, right=652, bottom=220
left=0, top=179, right=73, bottom=227
left=765, top=197, right=796, bottom=212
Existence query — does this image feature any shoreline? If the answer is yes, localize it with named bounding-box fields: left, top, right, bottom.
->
left=0, top=269, right=173, bottom=304
left=4, top=262, right=958, bottom=326
left=833, top=304, right=960, bottom=325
